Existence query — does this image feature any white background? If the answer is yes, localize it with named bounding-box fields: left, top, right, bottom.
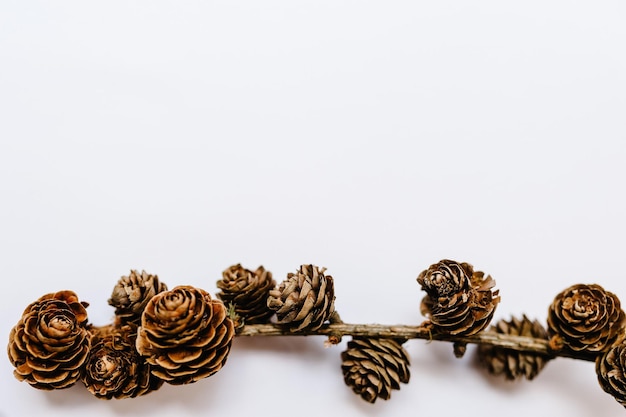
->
left=1, top=1, right=626, bottom=416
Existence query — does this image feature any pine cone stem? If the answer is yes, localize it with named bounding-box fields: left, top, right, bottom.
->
left=235, top=322, right=596, bottom=362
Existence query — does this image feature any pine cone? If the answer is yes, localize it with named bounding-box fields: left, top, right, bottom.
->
left=7, top=291, right=91, bottom=390
left=417, top=259, right=500, bottom=336
left=596, top=337, right=626, bottom=408
left=267, top=264, right=335, bottom=332
left=547, top=283, right=625, bottom=354
left=216, top=264, right=276, bottom=324
left=477, top=315, right=552, bottom=380
left=83, top=326, right=163, bottom=399
left=108, top=270, right=168, bottom=325
left=135, top=285, right=235, bottom=385
left=341, top=337, right=410, bottom=403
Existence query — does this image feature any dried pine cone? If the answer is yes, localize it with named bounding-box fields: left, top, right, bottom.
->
left=267, top=264, right=335, bottom=332
left=135, top=285, right=235, bottom=385
left=477, top=315, right=552, bottom=380
left=341, top=337, right=410, bottom=403
left=216, top=264, right=276, bottom=324
left=83, top=326, right=163, bottom=399
left=7, top=291, right=91, bottom=390
left=108, top=270, right=167, bottom=325
left=417, top=259, right=500, bottom=336
left=596, top=338, right=626, bottom=408
left=547, top=283, right=625, bottom=354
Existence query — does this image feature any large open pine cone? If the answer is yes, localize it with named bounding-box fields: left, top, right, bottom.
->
left=477, top=315, right=552, bottom=380
left=135, top=285, right=235, bottom=385
left=596, top=337, right=626, bottom=408
left=7, top=291, right=91, bottom=390
left=217, top=264, right=276, bottom=324
left=341, top=337, right=410, bottom=403
left=83, top=326, right=163, bottom=399
left=267, top=264, right=335, bottom=332
left=108, top=270, right=168, bottom=325
left=547, top=283, right=625, bottom=354
left=417, top=259, right=500, bottom=336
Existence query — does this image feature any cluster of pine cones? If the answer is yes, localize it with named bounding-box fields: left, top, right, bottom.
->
left=417, top=260, right=626, bottom=408
left=6, top=277, right=235, bottom=399
left=6, top=264, right=337, bottom=400
left=7, top=259, right=626, bottom=408
left=416, top=260, right=626, bottom=409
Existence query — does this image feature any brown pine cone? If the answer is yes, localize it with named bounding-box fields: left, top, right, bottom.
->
left=108, top=270, right=168, bottom=325
left=417, top=259, right=500, bottom=336
left=341, top=337, right=410, bottom=403
left=267, top=264, right=335, bottom=332
left=596, top=337, right=626, bottom=408
left=7, top=291, right=91, bottom=390
left=83, top=326, right=163, bottom=399
left=216, top=264, right=276, bottom=324
left=547, top=283, right=625, bottom=354
left=477, top=315, right=552, bottom=380
left=135, top=285, right=235, bottom=385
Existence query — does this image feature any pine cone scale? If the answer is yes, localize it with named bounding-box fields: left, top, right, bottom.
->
left=478, top=315, right=552, bottom=381
left=135, top=286, right=234, bottom=385
left=24, top=355, right=61, bottom=372
left=548, top=284, right=625, bottom=354
left=108, top=270, right=168, bottom=326
left=8, top=291, right=92, bottom=390
left=341, top=337, right=410, bottom=403
left=22, top=340, right=51, bottom=360
left=167, top=348, right=203, bottom=364
left=294, top=293, right=316, bottom=321
left=217, top=265, right=276, bottom=324
left=35, top=370, right=71, bottom=384
left=82, top=326, right=164, bottom=399
left=267, top=265, right=335, bottom=332
left=204, top=324, right=230, bottom=350
left=417, top=260, right=499, bottom=336
left=596, top=338, right=626, bottom=407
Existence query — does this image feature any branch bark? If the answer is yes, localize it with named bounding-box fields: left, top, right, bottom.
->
left=236, top=322, right=595, bottom=362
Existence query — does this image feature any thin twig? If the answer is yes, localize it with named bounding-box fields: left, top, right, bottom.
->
left=236, top=322, right=596, bottom=362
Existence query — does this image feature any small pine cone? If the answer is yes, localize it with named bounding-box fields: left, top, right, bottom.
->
left=108, top=270, right=168, bottom=325
left=216, top=264, right=276, bottom=324
left=7, top=291, right=91, bottom=390
left=341, top=337, right=410, bottom=403
left=83, top=326, right=163, bottom=399
left=547, top=283, right=625, bottom=354
left=417, top=259, right=500, bottom=336
left=596, top=338, right=626, bottom=408
left=135, top=285, right=235, bottom=385
left=267, top=264, right=335, bottom=332
left=477, top=315, right=552, bottom=380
